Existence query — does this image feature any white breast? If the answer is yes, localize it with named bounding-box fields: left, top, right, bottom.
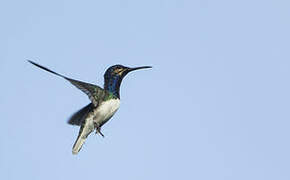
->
left=93, top=98, right=120, bottom=125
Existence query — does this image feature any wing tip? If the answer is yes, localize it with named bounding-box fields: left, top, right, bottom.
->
left=67, top=120, right=79, bottom=126
left=28, top=60, right=64, bottom=77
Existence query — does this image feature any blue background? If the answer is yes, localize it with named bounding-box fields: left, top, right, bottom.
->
left=1, top=0, right=290, bottom=179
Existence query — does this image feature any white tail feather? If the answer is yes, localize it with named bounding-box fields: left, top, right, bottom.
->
left=72, top=136, right=86, bottom=155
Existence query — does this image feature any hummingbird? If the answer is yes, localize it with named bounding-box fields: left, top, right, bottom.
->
left=28, top=60, right=151, bottom=154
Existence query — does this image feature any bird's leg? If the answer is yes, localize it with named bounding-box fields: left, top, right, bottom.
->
left=96, top=127, right=105, bottom=138
left=94, top=122, right=105, bottom=137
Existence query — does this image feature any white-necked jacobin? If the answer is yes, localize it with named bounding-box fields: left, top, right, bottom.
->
left=28, top=60, right=151, bottom=154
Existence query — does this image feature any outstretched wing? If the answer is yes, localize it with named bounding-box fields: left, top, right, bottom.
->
left=28, top=60, right=105, bottom=107
left=63, top=77, right=105, bottom=106
left=68, top=103, right=93, bottom=126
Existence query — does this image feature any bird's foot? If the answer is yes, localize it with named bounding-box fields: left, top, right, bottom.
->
left=94, top=124, right=105, bottom=138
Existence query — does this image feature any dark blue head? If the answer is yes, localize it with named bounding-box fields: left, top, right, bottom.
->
left=104, top=64, right=152, bottom=98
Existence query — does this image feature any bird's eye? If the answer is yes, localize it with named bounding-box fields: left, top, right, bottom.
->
left=114, top=68, right=123, bottom=75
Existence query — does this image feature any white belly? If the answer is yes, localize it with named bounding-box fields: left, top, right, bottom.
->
left=93, top=98, right=120, bottom=125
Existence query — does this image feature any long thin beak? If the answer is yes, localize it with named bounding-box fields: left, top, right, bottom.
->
left=127, top=66, right=152, bottom=72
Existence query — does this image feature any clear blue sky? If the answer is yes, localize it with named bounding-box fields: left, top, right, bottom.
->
left=1, top=0, right=290, bottom=179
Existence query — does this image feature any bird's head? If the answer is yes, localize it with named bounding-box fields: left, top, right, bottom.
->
left=103, top=64, right=152, bottom=97
left=104, top=64, right=152, bottom=80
